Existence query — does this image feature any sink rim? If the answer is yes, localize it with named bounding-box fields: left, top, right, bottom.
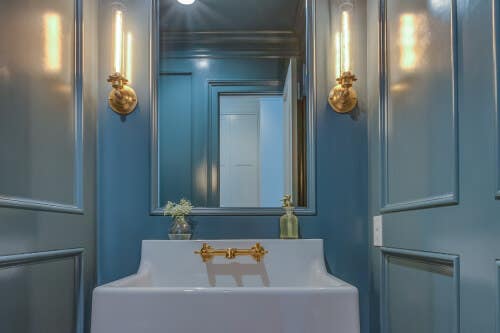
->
left=97, top=239, right=354, bottom=290
left=96, top=285, right=357, bottom=293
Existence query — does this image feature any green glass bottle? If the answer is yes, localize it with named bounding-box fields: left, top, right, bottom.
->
left=280, top=195, right=299, bottom=239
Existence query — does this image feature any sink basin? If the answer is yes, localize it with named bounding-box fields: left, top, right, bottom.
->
left=91, top=239, right=359, bottom=333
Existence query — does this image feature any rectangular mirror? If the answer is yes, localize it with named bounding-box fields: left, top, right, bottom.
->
left=152, top=0, right=316, bottom=214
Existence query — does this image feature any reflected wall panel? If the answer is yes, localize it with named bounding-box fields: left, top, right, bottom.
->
left=159, top=73, right=193, bottom=205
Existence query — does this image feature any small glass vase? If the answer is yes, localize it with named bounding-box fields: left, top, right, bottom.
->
left=168, top=215, right=192, bottom=240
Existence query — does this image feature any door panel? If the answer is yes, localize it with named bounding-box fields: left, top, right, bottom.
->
left=368, top=0, right=500, bottom=332
left=0, top=249, right=83, bottom=333
left=0, top=0, right=82, bottom=212
left=0, top=0, right=97, bottom=332
left=381, top=0, right=458, bottom=212
left=381, top=248, right=459, bottom=333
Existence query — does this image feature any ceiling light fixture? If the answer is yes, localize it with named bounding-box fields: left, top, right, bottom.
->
left=177, top=0, right=196, bottom=5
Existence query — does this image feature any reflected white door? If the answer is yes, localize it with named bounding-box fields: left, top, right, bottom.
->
left=219, top=96, right=260, bottom=207
left=259, top=97, right=286, bottom=206
left=219, top=95, right=286, bottom=207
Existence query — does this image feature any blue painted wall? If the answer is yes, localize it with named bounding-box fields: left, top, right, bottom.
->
left=98, top=0, right=368, bottom=332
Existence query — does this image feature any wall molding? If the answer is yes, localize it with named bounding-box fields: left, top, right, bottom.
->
left=150, top=78, right=317, bottom=215
left=150, top=0, right=317, bottom=216
left=380, top=247, right=460, bottom=333
left=160, top=31, right=301, bottom=59
left=378, top=0, right=459, bottom=213
left=0, top=248, right=84, bottom=333
left=0, top=0, right=84, bottom=214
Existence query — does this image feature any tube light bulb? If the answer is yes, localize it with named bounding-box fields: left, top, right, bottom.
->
left=342, top=10, right=351, bottom=73
left=113, top=9, right=123, bottom=74
left=126, top=32, right=132, bottom=83
left=335, top=31, right=341, bottom=79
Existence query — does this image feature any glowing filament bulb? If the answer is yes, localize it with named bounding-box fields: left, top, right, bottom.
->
left=43, top=13, right=62, bottom=73
left=335, top=32, right=341, bottom=79
left=113, top=9, right=123, bottom=74
left=126, top=32, right=133, bottom=83
left=342, top=10, right=351, bottom=73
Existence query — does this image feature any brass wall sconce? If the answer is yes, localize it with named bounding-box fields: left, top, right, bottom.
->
left=107, top=72, right=137, bottom=115
left=328, top=3, right=358, bottom=114
left=108, top=6, right=137, bottom=115
left=329, top=71, right=357, bottom=113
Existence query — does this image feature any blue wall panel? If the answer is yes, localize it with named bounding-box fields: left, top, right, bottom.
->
left=159, top=73, right=193, bottom=204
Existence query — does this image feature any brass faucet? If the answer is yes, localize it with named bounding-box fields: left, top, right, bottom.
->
left=195, top=243, right=268, bottom=262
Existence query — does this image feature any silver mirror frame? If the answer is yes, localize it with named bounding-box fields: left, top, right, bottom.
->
left=150, top=0, right=316, bottom=216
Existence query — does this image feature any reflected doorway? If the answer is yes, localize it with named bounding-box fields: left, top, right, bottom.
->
left=219, top=94, right=292, bottom=207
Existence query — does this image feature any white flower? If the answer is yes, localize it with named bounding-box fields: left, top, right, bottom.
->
left=163, top=198, right=193, bottom=217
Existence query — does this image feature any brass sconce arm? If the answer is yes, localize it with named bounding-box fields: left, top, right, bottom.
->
left=195, top=243, right=269, bottom=262
left=107, top=72, right=138, bottom=115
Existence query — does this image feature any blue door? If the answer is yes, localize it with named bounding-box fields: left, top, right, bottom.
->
left=368, top=0, right=500, bottom=332
left=0, top=0, right=96, bottom=332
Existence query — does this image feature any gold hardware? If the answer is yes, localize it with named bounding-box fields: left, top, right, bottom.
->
left=281, top=194, right=293, bottom=208
left=107, top=72, right=138, bottom=115
left=194, top=243, right=269, bottom=263
left=328, top=71, right=358, bottom=113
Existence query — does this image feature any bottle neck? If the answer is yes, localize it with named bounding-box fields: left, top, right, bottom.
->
left=284, top=207, right=294, bottom=215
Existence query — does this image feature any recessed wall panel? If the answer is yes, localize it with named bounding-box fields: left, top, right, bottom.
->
left=159, top=73, right=193, bottom=206
left=381, top=248, right=459, bottom=333
left=0, top=250, right=83, bottom=333
left=0, top=0, right=81, bottom=211
left=381, top=0, right=458, bottom=211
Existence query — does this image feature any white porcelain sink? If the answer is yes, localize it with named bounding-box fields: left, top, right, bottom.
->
left=91, top=239, right=359, bottom=333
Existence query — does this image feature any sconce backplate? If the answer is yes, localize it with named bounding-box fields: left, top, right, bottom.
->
left=328, top=85, right=358, bottom=114
left=108, top=85, right=138, bottom=115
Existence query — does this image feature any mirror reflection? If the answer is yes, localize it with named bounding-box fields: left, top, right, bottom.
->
left=158, top=0, right=309, bottom=208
